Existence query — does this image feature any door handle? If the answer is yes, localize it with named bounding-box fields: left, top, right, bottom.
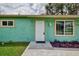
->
left=43, top=32, right=45, bottom=35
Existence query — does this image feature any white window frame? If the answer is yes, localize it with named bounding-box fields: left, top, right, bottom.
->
left=55, top=20, right=75, bottom=36
left=0, top=20, right=15, bottom=27
left=0, top=21, right=1, bottom=27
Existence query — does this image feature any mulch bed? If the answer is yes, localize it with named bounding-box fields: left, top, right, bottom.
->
left=50, top=41, right=79, bottom=48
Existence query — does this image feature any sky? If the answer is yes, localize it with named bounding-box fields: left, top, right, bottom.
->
left=0, top=3, right=46, bottom=15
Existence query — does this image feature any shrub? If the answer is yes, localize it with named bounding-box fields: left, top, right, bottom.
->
left=50, top=40, right=79, bottom=48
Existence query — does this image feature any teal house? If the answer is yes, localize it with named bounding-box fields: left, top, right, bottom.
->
left=0, top=15, right=79, bottom=43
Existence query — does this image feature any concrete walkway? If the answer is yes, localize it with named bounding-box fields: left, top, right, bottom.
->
left=22, top=42, right=79, bottom=56
left=28, top=42, right=53, bottom=49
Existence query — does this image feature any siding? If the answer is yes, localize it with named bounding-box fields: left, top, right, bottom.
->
left=0, top=17, right=79, bottom=42
left=45, top=18, right=78, bottom=42
left=0, top=18, right=35, bottom=42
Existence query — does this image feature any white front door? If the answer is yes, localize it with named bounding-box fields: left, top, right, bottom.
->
left=35, top=20, right=45, bottom=42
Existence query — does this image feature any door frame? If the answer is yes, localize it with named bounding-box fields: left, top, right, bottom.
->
left=35, top=20, right=45, bottom=43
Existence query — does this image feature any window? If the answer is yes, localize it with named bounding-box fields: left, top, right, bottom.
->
left=2, top=21, right=7, bottom=26
left=8, top=21, right=13, bottom=26
left=1, top=20, right=14, bottom=27
left=56, top=21, right=64, bottom=35
left=55, top=20, right=74, bottom=36
left=65, top=21, right=73, bottom=35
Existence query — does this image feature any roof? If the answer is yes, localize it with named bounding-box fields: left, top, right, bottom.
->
left=0, top=15, right=79, bottom=19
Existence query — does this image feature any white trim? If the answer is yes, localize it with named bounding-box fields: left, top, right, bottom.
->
left=0, top=20, right=15, bottom=27
left=64, top=21, right=65, bottom=35
left=55, top=20, right=75, bottom=36
left=0, top=21, right=1, bottom=27
left=73, top=20, right=75, bottom=36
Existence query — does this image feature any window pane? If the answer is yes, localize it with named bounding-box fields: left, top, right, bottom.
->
left=65, top=21, right=73, bottom=35
left=2, top=21, right=7, bottom=26
left=56, top=21, right=64, bottom=35
left=8, top=21, right=13, bottom=26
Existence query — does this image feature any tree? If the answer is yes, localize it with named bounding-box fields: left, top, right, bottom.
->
left=45, top=3, right=79, bottom=15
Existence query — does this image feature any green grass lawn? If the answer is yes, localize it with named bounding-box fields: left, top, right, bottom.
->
left=0, top=42, right=29, bottom=56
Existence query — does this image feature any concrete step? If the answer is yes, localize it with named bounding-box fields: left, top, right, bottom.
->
left=28, top=42, right=53, bottom=49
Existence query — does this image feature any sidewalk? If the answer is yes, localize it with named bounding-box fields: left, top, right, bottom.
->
left=22, top=42, right=79, bottom=56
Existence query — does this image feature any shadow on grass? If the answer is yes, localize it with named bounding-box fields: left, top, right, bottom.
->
left=0, top=42, right=29, bottom=47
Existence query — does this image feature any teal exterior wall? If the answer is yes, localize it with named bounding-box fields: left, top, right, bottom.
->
left=0, top=16, right=79, bottom=42
left=75, top=19, right=79, bottom=42
left=45, top=18, right=79, bottom=42
left=0, top=18, right=35, bottom=42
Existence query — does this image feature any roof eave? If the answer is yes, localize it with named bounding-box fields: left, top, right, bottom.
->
left=0, top=15, right=78, bottom=18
